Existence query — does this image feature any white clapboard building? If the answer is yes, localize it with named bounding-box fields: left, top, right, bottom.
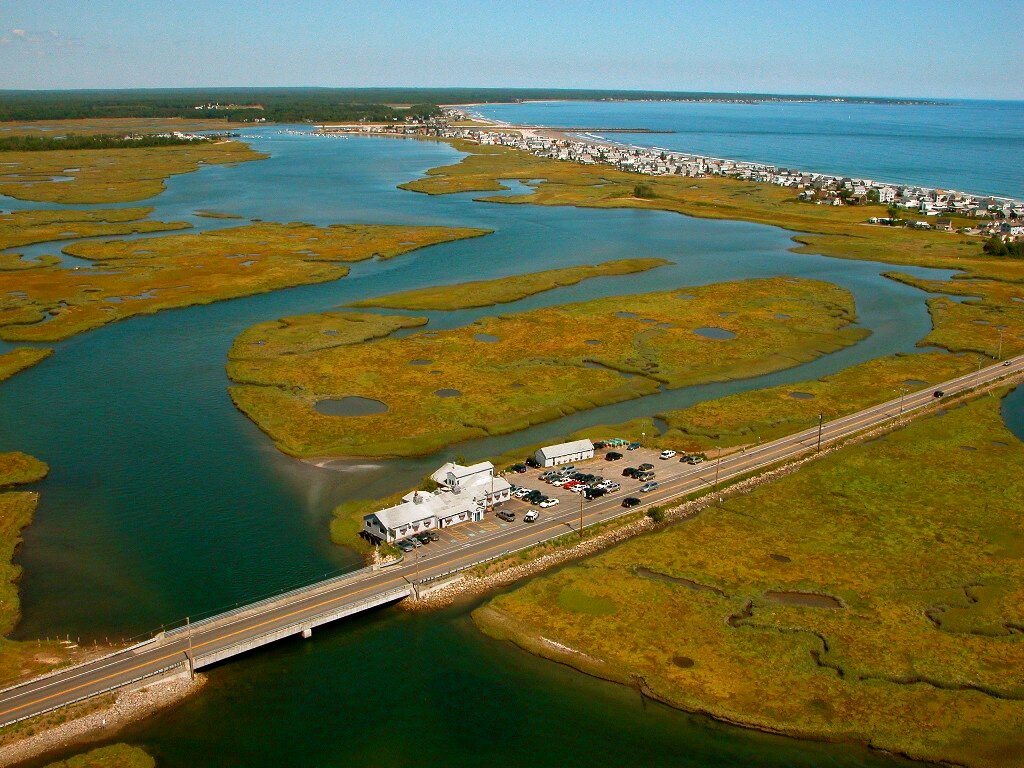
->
left=534, top=439, right=595, bottom=467
left=362, top=461, right=511, bottom=544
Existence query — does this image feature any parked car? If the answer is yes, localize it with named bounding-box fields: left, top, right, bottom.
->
left=593, top=441, right=607, bottom=450
left=627, top=442, right=641, bottom=450
left=511, top=463, right=528, bottom=474
left=637, top=471, right=655, bottom=482
left=427, top=531, right=440, bottom=542
left=640, top=481, right=659, bottom=493
left=539, top=498, right=560, bottom=508
left=585, top=487, right=606, bottom=500
left=513, top=488, right=530, bottom=498
left=639, top=463, right=654, bottom=471
left=410, top=537, right=423, bottom=547
left=622, top=467, right=639, bottom=478
left=681, top=454, right=705, bottom=465
left=523, top=510, right=539, bottom=522
left=415, top=532, right=432, bottom=545
left=605, top=451, right=623, bottom=461
left=622, top=497, right=641, bottom=508
left=659, top=450, right=677, bottom=460
left=603, top=481, right=621, bottom=491
left=397, top=539, right=415, bottom=552
left=497, top=509, right=516, bottom=522
left=560, top=465, right=577, bottom=474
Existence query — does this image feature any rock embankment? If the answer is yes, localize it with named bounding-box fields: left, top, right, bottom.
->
left=0, top=672, right=205, bottom=766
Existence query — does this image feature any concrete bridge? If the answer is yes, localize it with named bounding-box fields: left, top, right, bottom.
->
left=0, top=355, right=1020, bottom=730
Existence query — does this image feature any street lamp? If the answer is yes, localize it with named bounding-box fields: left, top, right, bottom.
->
left=897, top=387, right=907, bottom=417
left=816, top=413, right=824, bottom=453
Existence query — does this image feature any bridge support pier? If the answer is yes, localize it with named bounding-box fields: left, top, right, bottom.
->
left=301, top=627, right=312, bottom=639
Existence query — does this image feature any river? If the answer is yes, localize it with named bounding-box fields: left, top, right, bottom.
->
left=3, top=128, right=954, bottom=766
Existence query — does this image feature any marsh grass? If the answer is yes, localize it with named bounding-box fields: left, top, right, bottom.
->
left=0, top=141, right=265, bottom=204
left=350, top=258, right=671, bottom=310
left=41, top=743, right=155, bottom=768
left=884, top=272, right=1024, bottom=359
left=476, top=392, right=1024, bottom=767
left=0, top=348, right=52, bottom=382
left=228, top=277, right=868, bottom=458
left=0, top=223, right=487, bottom=342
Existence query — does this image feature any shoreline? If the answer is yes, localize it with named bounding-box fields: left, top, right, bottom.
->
left=0, top=672, right=205, bottom=767
left=451, top=108, right=1022, bottom=206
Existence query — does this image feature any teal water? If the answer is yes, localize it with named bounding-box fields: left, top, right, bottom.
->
left=1, top=129, right=956, bottom=765
left=1002, top=386, right=1024, bottom=442
left=473, top=100, right=1024, bottom=200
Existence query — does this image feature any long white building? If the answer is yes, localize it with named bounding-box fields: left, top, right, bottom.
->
left=534, top=439, right=595, bottom=467
left=362, top=461, right=511, bottom=544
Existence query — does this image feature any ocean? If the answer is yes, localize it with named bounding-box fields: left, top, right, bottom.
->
left=472, top=99, right=1024, bottom=200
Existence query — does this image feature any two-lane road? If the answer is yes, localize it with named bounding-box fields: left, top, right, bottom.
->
left=0, top=355, right=1020, bottom=729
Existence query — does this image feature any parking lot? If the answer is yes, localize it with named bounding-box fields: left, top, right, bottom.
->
left=395, top=442, right=700, bottom=558
left=503, top=444, right=690, bottom=517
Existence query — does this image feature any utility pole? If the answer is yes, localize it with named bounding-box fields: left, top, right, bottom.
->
left=998, top=327, right=1004, bottom=361
left=898, top=387, right=907, bottom=417
left=816, top=413, right=824, bottom=453
left=713, top=447, right=722, bottom=506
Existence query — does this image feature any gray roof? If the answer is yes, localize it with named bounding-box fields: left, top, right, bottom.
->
left=536, top=439, right=594, bottom=460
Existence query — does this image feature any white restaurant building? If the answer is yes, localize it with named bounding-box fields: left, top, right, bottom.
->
left=362, top=461, right=512, bottom=544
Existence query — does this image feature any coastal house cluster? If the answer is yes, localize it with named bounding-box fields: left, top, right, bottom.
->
left=362, top=460, right=511, bottom=544
left=319, top=111, right=1023, bottom=241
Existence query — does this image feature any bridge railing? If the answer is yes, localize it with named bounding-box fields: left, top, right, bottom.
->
left=191, top=585, right=412, bottom=667
left=164, top=559, right=397, bottom=638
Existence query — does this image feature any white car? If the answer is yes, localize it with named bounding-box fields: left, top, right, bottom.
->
left=523, top=510, right=539, bottom=522
left=513, top=488, right=531, bottom=498
left=538, top=498, right=560, bottom=508
left=660, top=450, right=677, bottom=460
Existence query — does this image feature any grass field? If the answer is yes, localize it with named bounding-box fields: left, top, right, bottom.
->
left=0, top=117, right=243, bottom=138
left=228, top=276, right=869, bottom=458
left=0, top=140, right=265, bottom=204
left=42, top=743, right=155, bottom=768
left=350, top=258, right=671, bottom=310
left=0, top=208, right=190, bottom=260
left=0, top=222, right=487, bottom=342
left=475, top=392, right=1024, bottom=768
left=657, top=350, right=981, bottom=450
left=0, top=452, right=49, bottom=488
left=883, top=272, right=1024, bottom=359
left=0, top=452, right=75, bottom=687
left=0, top=348, right=52, bottom=382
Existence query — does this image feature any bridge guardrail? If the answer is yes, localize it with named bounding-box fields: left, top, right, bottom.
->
left=0, top=660, right=187, bottom=729
left=191, top=586, right=412, bottom=667
left=165, top=563, right=382, bottom=638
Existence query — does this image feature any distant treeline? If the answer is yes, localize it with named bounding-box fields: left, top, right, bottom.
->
left=0, top=88, right=939, bottom=123
left=0, top=133, right=213, bottom=152
left=0, top=90, right=443, bottom=123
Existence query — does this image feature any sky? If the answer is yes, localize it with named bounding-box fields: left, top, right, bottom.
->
left=1, top=0, right=1022, bottom=99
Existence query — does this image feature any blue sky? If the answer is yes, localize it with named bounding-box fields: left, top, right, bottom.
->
left=1, top=0, right=1021, bottom=98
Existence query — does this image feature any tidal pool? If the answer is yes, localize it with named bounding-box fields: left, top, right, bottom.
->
left=693, top=326, right=737, bottom=340
left=314, top=397, right=389, bottom=417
